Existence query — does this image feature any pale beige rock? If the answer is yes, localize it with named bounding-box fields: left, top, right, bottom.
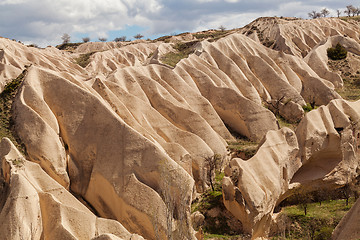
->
left=331, top=197, right=360, bottom=240
left=222, top=128, right=300, bottom=238
left=291, top=99, right=360, bottom=190
left=305, top=35, right=360, bottom=88
left=13, top=66, right=197, bottom=239
left=0, top=138, right=144, bottom=240
left=243, top=17, right=360, bottom=58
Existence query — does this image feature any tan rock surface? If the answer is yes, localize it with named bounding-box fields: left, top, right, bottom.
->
left=222, top=128, right=300, bottom=238
left=13, top=66, right=197, bottom=239
left=242, top=17, right=360, bottom=58
left=0, top=138, right=144, bottom=240
left=0, top=16, right=359, bottom=240
left=292, top=99, right=360, bottom=190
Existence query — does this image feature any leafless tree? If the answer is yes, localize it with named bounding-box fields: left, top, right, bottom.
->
left=134, top=33, right=144, bottom=40
left=336, top=9, right=341, bottom=17
left=61, top=33, right=70, bottom=44
left=308, top=10, right=321, bottom=19
left=219, top=25, right=226, bottom=31
left=321, top=8, right=330, bottom=17
left=342, top=182, right=352, bottom=206
left=204, top=154, right=223, bottom=191
left=356, top=8, right=360, bottom=16
left=345, top=5, right=356, bottom=17
left=82, top=37, right=90, bottom=43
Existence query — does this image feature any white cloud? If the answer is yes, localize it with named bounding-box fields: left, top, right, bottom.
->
left=0, top=0, right=358, bottom=46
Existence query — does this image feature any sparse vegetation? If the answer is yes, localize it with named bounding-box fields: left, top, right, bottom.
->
left=302, top=103, right=315, bottom=113
left=226, top=137, right=258, bottom=160
left=134, top=33, right=144, bottom=40
left=328, top=53, right=360, bottom=101
left=82, top=37, right=90, bottom=43
left=204, top=154, right=223, bottom=191
left=272, top=198, right=356, bottom=239
left=98, top=37, right=107, bottom=42
left=0, top=70, right=27, bottom=153
left=74, top=52, right=96, bottom=68
left=11, top=158, right=24, bottom=168
left=114, top=36, right=127, bottom=42
left=277, top=115, right=297, bottom=131
left=327, top=43, right=347, bottom=60
left=193, top=30, right=230, bottom=42
left=191, top=171, right=244, bottom=238
left=61, top=33, right=71, bottom=44
left=56, top=42, right=82, bottom=51
left=160, top=40, right=198, bottom=67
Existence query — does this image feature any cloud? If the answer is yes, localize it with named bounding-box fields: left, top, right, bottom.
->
left=0, top=0, right=358, bottom=46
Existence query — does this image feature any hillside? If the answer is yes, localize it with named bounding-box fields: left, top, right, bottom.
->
left=0, top=17, right=360, bottom=240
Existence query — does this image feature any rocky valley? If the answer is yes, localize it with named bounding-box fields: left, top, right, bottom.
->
left=0, top=16, right=360, bottom=240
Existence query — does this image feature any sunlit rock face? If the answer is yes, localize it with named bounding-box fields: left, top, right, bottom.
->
left=0, top=16, right=359, bottom=239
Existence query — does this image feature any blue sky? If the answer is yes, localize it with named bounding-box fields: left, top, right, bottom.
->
left=0, top=0, right=359, bottom=46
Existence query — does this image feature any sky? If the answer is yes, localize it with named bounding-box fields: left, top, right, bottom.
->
left=0, top=0, right=359, bottom=47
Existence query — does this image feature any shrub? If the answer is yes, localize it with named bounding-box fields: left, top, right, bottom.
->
left=314, top=226, right=333, bottom=240
left=82, top=37, right=90, bottom=43
left=134, top=34, right=144, bottom=40
left=327, top=43, right=347, bottom=60
left=114, top=36, right=126, bottom=42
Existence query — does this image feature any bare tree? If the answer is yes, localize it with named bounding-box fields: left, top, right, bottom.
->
left=98, top=37, right=107, bottom=42
left=114, top=36, right=127, bottom=42
left=82, top=37, right=90, bottom=43
left=336, top=9, right=341, bottom=17
left=308, top=10, right=321, bottom=19
left=321, top=8, right=330, bottom=17
left=342, top=182, right=352, bottom=206
left=134, top=33, right=144, bottom=40
left=356, top=8, right=360, bottom=16
left=61, top=33, right=70, bottom=44
left=204, top=154, right=223, bottom=191
left=219, top=25, right=226, bottom=31
left=345, top=5, right=356, bottom=17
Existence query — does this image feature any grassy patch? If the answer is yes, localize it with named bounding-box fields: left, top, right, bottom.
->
left=0, top=70, right=27, bottom=153
left=272, top=198, right=356, bottom=239
left=328, top=56, right=360, bottom=101
left=192, top=181, right=223, bottom=213
left=227, top=137, right=258, bottom=160
left=336, top=78, right=360, bottom=100
left=74, top=52, right=96, bottom=68
left=204, top=233, right=241, bottom=240
left=277, top=115, right=298, bottom=131
left=193, top=30, right=230, bottom=41
left=56, top=42, right=82, bottom=51
left=340, top=16, right=360, bottom=22
left=160, top=41, right=198, bottom=67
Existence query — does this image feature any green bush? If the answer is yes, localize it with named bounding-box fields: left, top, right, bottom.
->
left=327, top=43, right=347, bottom=60
left=314, top=226, right=333, bottom=240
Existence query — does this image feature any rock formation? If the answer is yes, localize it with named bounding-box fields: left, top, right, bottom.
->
left=0, top=137, right=144, bottom=240
left=0, top=16, right=359, bottom=239
left=222, top=99, right=360, bottom=238
left=222, top=128, right=301, bottom=238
